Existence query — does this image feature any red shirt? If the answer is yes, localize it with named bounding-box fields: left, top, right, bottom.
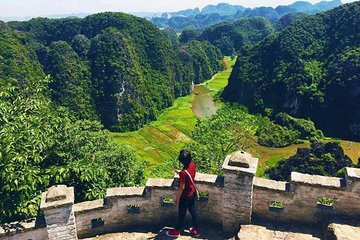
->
left=179, top=161, right=196, bottom=199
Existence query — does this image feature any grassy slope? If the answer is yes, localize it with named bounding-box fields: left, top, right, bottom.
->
left=110, top=56, right=360, bottom=178
left=110, top=94, right=196, bottom=177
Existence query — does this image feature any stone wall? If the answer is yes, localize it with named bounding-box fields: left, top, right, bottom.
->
left=74, top=173, right=224, bottom=238
left=1, top=151, right=359, bottom=240
left=252, top=168, right=360, bottom=223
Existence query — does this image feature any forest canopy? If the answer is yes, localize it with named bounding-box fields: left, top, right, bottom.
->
left=6, top=12, right=222, bottom=132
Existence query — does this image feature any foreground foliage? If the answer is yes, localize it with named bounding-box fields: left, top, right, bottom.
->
left=0, top=78, right=144, bottom=223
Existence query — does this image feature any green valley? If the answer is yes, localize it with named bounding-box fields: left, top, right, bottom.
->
left=110, top=57, right=235, bottom=177
left=111, top=54, right=360, bottom=179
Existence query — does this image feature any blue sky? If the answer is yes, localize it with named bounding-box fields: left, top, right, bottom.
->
left=0, top=0, right=356, bottom=18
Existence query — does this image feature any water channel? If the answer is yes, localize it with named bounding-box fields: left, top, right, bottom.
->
left=191, top=84, right=218, bottom=118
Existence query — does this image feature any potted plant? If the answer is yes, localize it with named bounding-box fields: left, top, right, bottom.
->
left=269, top=200, right=284, bottom=212
left=198, top=192, right=209, bottom=202
left=127, top=204, right=140, bottom=214
left=162, top=197, right=174, bottom=208
left=317, top=197, right=334, bottom=210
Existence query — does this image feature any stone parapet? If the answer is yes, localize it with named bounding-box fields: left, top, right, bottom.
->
left=253, top=170, right=360, bottom=224
left=73, top=174, right=224, bottom=238
left=2, top=152, right=360, bottom=239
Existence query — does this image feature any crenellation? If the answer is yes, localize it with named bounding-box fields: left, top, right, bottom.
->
left=291, top=172, right=342, bottom=189
left=146, top=178, right=174, bottom=188
left=194, top=173, right=224, bottom=187
left=74, top=199, right=105, bottom=214
left=254, top=177, right=288, bottom=192
left=106, top=186, right=146, bottom=198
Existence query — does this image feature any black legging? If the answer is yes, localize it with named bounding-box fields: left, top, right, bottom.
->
left=175, top=196, right=198, bottom=230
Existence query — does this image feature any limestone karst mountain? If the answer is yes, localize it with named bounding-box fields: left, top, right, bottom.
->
left=223, top=2, right=360, bottom=140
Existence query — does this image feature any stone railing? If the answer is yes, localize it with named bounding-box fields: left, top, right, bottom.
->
left=1, top=151, right=360, bottom=240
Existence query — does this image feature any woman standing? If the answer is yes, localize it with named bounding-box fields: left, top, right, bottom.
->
left=166, top=149, right=201, bottom=238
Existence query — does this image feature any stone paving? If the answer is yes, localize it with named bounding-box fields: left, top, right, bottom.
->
left=84, top=226, right=225, bottom=240
left=238, top=225, right=320, bottom=240
left=83, top=223, right=322, bottom=240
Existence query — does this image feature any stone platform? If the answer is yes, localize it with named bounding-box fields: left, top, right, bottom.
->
left=83, top=223, right=322, bottom=240
left=83, top=226, right=225, bottom=240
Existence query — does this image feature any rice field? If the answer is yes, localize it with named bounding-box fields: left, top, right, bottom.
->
left=110, top=57, right=236, bottom=177
left=110, top=56, right=360, bottom=178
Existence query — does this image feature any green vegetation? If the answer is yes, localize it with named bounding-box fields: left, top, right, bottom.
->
left=110, top=94, right=196, bottom=177
left=203, top=56, right=236, bottom=94
left=179, top=40, right=222, bottom=84
left=275, top=12, right=308, bottom=31
left=269, top=200, right=284, bottom=208
left=223, top=2, right=360, bottom=140
left=0, top=77, right=144, bottom=223
left=0, top=25, right=44, bottom=87
left=1, top=4, right=360, bottom=226
left=110, top=57, right=234, bottom=178
left=257, top=121, right=301, bottom=148
left=257, top=112, right=324, bottom=147
left=163, top=197, right=174, bottom=204
left=7, top=12, right=222, bottom=132
left=185, top=103, right=326, bottom=176
left=266, top=142, right=354, bottom=181
left=317, top=197, right=335, bottom=207
left=108, top=52, right=358, bottom=183
left=186, top=104, right=257, bottom=175
left=199, top=17, right=275, bottom=55
left=44, top=40, right=96, bottom=120
left=199, top=192, right=209, bottom=199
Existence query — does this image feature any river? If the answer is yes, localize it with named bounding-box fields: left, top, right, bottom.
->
left=191, top=84, right=218, bottom=118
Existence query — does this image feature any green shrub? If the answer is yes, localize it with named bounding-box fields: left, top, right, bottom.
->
left=257, top=121, right=300, bottom=147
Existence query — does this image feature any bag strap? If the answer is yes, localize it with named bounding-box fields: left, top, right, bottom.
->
left=184, top=170, right=196, bottom=187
